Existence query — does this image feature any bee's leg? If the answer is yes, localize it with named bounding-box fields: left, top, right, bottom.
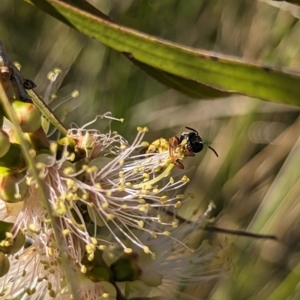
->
left=175, top=159, right=184, bottom=169
left=183, top=150, right=195, bottom=157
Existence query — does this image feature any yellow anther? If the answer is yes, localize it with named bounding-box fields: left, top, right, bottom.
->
left=143, top=246, right=150, bottom=254
left=102, top=202, right=109, bottom=209
left=174, top=201, right=181, bottom=208
left=137, top=220, right=144, bottom=228
left=106, top=214, right=115, bottom=221
left=80, top=265, right=87, bottom=274
left=181, top=175, right=190, bottom=183
left=91, top=237, right=97, bottom=245
left=62, top=229, right=70, bottom=236
left=63, top=167, right=75, bottom=175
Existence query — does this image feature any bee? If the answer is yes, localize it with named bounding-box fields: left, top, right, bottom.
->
left=146, top=127, right=218, bottom=169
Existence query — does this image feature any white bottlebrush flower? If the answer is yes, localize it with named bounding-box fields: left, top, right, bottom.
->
left=0, top=240, right=117, bottom=300
left=0, top=122, right=206, bottom=299
left=108, top=204, right=225, bottom=300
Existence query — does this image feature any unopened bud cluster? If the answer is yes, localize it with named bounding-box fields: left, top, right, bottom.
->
left=0, top=96, right=223, bottom=299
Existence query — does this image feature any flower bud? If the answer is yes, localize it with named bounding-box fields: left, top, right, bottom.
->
left=0, top=251, right=10, bottom=277
left=0, top=167, right=28, bottom=202
left=11, top=99, right=41, bottom=132
left=110, top=254, right=140, bottom=282
left=0, top=143, right=26, bottom=170
left=0, top=129, right=10, bottom=157
left=0, top=220, right=25, bottom=254
left=86, top=266, right=111, bottom=282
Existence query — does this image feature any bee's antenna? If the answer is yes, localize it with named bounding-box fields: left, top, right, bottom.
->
left=204, top=143, right=219, bottom=157
left=185, top=126, right=198, bottom=135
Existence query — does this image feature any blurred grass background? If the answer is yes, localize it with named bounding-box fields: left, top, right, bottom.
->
left=1, top=0, right=300, bottom=299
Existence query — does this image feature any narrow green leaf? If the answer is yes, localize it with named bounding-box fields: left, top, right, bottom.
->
left=26, top=0, right=300, bottom=106
left=271, top=0, right=300, bottom=5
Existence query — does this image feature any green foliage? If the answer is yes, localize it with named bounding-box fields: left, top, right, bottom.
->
left=25, top=0, right=300, bottom=106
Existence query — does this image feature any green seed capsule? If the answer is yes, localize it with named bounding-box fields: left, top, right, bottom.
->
left=0, top=252, right=10, bottom=277
left=11, top=100, right=41, bottom=132
left=0, top=167, right=28, bottom=203
left=0, top=129, right=10, bottom=158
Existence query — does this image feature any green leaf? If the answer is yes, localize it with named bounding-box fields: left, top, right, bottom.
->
left=271, top=0, right=300, bottom=5
left=25, top=0, right=300, bottom=106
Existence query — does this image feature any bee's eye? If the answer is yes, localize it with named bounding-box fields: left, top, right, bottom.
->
left=191, top=143, right=203, bottom=153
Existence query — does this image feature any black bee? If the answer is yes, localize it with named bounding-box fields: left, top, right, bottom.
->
left=169, top=127, right=218, bottom=169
